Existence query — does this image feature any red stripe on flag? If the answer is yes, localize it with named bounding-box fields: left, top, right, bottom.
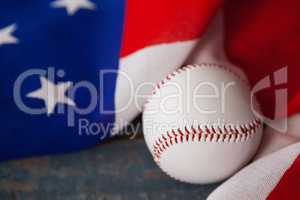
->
left=224, top=0, right=300, bottom=119
left=121, top=0, right=222, bottom=57
left=288, top=92, right=300, bottom=116
left=267, top=154, right=300, bottom=200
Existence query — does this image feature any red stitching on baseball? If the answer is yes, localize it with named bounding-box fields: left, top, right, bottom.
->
left=143, top=63, right=262, bottom=163
left=152, top=119, right=262, bottom=162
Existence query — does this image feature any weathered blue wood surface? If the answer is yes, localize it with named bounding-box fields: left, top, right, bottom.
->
left=0, top=123, right=220, bottom=200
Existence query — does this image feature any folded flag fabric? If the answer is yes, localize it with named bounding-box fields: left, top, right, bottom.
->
left=208, top=141, right=300, bottom=200
left=0, top=0, right=220, bottom=161
left=0, top=0, right=125, bottom=160
left=208, top=115, right=300, bottom=200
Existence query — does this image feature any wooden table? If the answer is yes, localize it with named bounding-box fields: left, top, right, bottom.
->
left=0, top=120, right=220, bottom=200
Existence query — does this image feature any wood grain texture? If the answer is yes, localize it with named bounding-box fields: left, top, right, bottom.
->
left=0, top=120, right=220, bottom=200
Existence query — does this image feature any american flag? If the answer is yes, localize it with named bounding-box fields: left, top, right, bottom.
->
left=1, top=0, right=300, bottom=199
left=0, top=0, right=221, bottom=161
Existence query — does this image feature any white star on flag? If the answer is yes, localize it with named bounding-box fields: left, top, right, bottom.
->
left=51, top=0, right=96, bottom=16
left=27, top=76, right=76, bottom=115
left=0, top=24, right=19, bottom=47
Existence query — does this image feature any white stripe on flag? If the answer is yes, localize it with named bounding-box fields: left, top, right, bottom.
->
left=113, top=39, right=198, bottom=134
left=207, top=142, right=300, bottom=200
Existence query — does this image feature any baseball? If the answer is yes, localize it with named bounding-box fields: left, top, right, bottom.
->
left=142, top=63, right=263, bottom=184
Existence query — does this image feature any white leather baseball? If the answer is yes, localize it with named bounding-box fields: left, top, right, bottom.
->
left=142, top=63, right=263, bottom=184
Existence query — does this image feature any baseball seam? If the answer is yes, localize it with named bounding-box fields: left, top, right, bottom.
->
left=152, top=119, right=262, bottom=162
left=143, top=63, right=262, bottom=163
